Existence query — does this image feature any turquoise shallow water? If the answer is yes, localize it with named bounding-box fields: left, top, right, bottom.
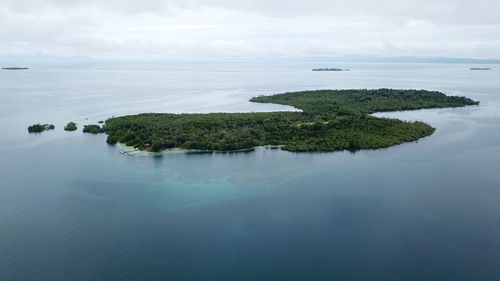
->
left=0, top=61, right=499, bottom=280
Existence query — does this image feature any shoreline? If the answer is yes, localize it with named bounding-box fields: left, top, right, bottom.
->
left=116, top=143, right=283, bottom=156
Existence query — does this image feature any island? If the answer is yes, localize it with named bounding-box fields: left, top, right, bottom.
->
left=470, top=67, right=491, bottom=70
left=312, top=68, right=350, bottom=71
left=83, top=125, right=103, bottom=134
left=28, top=124, right=55, bottom=133
left=64, top=122, right=78, bottom=131
left=2, top=67, right=29, bottom=70
left=99, top=89, right=478, bottom=153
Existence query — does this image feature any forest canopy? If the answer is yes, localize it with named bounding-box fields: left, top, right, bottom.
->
left=83, top=124, right=103, bottom=134
left=102, top=89, right=478, bottom=152
left=27, top=124, right=55, bottom=133
left=64, top=122, right=77, bottom=131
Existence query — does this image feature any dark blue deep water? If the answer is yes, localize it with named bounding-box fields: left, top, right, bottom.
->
left=1, top=61, right=499, bottom=280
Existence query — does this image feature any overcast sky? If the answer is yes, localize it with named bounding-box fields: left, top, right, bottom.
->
left=1, top=0, right=499, bottom=59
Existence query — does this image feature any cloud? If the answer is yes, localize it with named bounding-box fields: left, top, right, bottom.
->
left=0, top=0, right=499, bottom=59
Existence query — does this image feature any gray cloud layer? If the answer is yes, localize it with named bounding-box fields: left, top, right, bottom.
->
left=1, top=0, right=499, bottom=58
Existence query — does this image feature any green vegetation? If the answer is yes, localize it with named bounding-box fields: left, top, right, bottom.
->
left=103, top=89, right=479, bottom=152
left=28, top=124, right=55, bottom=133
left=64, top=122, right=78, bottom=131
left=250, top=89, right=478, bottom=115
left=83, top=125, right=103, bottom=134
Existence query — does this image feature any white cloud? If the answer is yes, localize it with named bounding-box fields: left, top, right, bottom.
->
left=0, top=0, right=499, bottom=59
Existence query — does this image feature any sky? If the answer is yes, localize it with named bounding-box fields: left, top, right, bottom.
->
left=1, top=0, right=499, bottom=59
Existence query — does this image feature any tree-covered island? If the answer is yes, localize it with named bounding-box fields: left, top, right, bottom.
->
left=64, top=122, right=78, bottom=131
left=101, top=89, right=478, bottom=152
left=83, top=124, right=104, bottom=134
left=28, top=124, right=55, bottom=133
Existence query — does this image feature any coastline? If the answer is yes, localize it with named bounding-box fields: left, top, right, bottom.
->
left=116, top=142, right=283, bottom=156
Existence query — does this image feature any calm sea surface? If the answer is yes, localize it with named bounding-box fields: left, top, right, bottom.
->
left=0, top=61, right=499, bottom=281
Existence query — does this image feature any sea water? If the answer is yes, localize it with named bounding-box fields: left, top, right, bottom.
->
left=0, top=61, right=499, bottom=281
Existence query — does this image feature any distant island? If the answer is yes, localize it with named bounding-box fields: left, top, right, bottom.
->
left=312, top=68, right=350, bottom=71
left=28, top=124, right=55, bottom=133
left=100, top=89, right=479, bottom=153
left=470, top=67, right=491, bottom=70
left=2, top=67, right=29, bottom=70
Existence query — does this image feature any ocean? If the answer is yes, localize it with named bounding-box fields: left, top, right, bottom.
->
left=0, top=60, right=499, bottom=280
